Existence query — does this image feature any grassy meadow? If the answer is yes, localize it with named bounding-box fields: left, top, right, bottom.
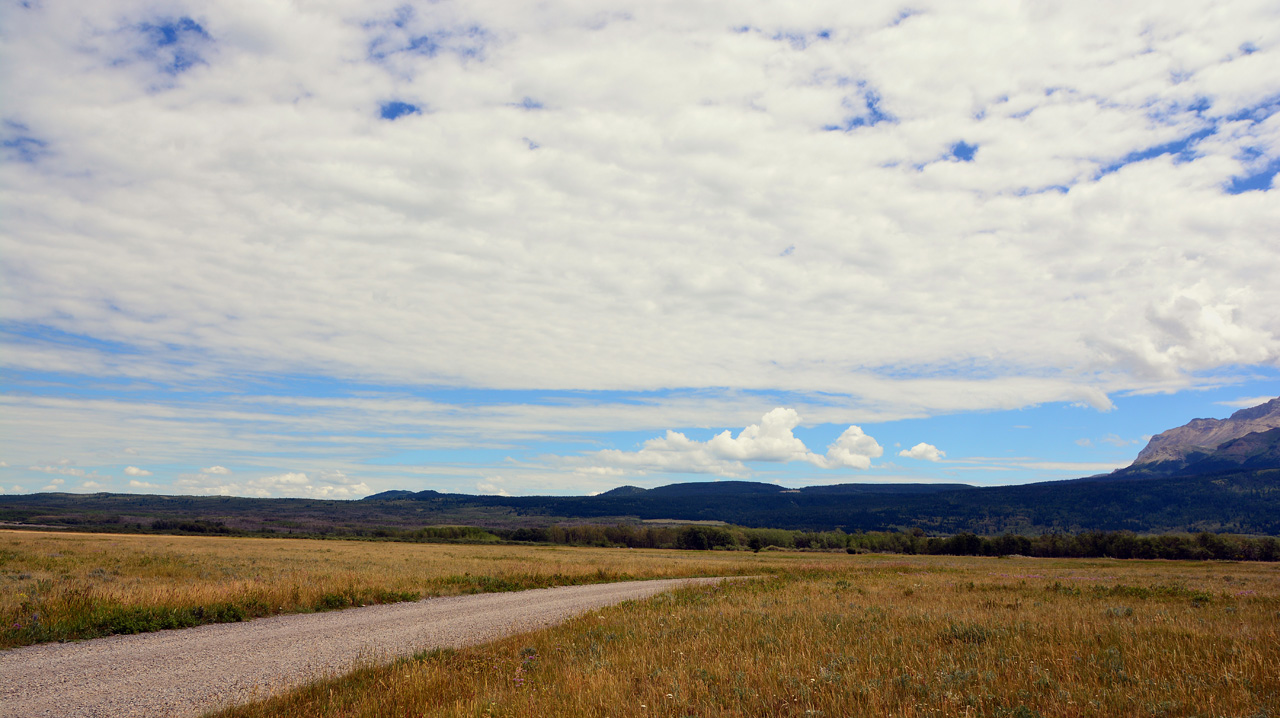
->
left=0, top=530, right=799, bottom=649
left=208, top=554, right=1280, bottom=718
left=4, top=530, right=1278, bottom=716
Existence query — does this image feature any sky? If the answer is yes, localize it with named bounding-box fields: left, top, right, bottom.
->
left=2, top=0, right=1279, bottom=499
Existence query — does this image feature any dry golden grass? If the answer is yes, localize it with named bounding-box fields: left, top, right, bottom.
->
left=209, top=554, right=1280, bottom=718
left=0, top=530, right=807, bottom=649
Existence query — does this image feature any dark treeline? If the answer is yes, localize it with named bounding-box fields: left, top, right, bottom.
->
left=846, top=528, right=1280, bottom=562
left=445, top=524, right=1279, bottom=562
left=10, top=516, right=1278, bottom=561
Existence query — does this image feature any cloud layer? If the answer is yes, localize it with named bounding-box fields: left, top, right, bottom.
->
left=4, top=1, right=1278, bottom=399
left=2, top=1, right=1278, bottom=496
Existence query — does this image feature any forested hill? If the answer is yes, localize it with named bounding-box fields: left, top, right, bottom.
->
left=361, top=471, right=1280, bottom=534
left=3, top=467, right=1279, bottom=536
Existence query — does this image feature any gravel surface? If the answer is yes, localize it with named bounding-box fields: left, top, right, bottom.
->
left=0, top=577, right=733, bottom=717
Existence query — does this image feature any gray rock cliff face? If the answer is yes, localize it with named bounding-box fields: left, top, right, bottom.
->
left=1132, top=397, right=1280, bottom=466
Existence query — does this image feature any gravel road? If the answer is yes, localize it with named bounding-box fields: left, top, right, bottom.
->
left=0, top=577, right=733, bottom=717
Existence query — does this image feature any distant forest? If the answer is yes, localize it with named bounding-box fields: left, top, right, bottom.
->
left=7, top=518, right=1277, bottom=562
left=3, top=464, right=1279, bottom=560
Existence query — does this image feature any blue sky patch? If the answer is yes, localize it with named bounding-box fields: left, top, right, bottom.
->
left=366, top=7, right=492, bottom=65
left=889, top=9, right=921, bottom=27
left=1227, top=157, right=1280, bottom=193
left=1096, top=127, right=1215, bottom=178
left=1147, top=96, right=1213, bottom=125
left=950, top=141, right=978, bottom=161
left=771, top=29, right=832, bottom=50
left=1227, top=95, right=1280, bottom=124
left=2, top=122, right=49, bottom=163
left=379, top=101, right=420, bottom=120
left=2, top=323, right=143, bottom=358
left=136, top=17, right=211, bottom=76
left=824, top=85, right=895, bottom=132
left=1009, top=184, right=1070, bottom=197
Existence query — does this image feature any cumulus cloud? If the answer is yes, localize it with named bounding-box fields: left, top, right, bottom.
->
left=128, top=479, right=163, bottom=489
left=818, top=426, right=886, bottom=469
left=201, top=465, right=230, bottom=474
left=123, top=466, right=152, bottom=476
left=476, top=480, right=511, bottom=496
left=584, top=408, right=882, bottom=476
left=898, top=443, right=945, bottom=462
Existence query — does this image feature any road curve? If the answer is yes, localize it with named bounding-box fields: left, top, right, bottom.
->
left=1, top=577, right=734, bottom=718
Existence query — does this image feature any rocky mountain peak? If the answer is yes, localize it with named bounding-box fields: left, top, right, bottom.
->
left=1132, top=396, right=1280, bottom=466
left=1225, top=397, right=1280, bottom=423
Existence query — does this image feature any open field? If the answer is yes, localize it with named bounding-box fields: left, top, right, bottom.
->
left=0, top=530, right=801, bottom=650
left=209, top=554, right=1280, bottom=718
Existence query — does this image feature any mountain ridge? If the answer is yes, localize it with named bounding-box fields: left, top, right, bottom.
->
left=1131, top=397, right=1280, bottom=468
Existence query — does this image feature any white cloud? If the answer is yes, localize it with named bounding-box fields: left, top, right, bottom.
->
left=818, top=426, right=885, bottom=469
left=80, top=481, right=105, bottom=489
left=476, top=480, right=511, bottom=497
left=28, top=465, right=87, bottom=477
left=123, top=466, right=151, bottom=476
left=1076, top=433, right=1139, bottom=449
left=202, top=465, right=231, bottom=474
left=2, top=1, right=1279, bottom=494
left=898, top=442, right=945, bottom=462
left=573, top=466, right=626, bottom=477
left=1013, top=461, right=1128, bottom=473
left=1216, top=395, right=1279, bottom=409
left=128, top=479, right=163, bottom=489
left=174, top=469, right=370, bottom=499
left=4, top=2, right=1278, bottom=402
left=583, top=408, right=882, bottom=476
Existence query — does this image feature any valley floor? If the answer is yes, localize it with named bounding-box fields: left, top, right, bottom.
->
left=3, top=531, right=1277, bottom=717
